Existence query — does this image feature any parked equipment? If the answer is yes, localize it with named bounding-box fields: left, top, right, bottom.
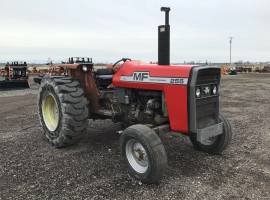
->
left=0, top=61, right=29, bottom=88
left=37, top=7, right=232, bottom=184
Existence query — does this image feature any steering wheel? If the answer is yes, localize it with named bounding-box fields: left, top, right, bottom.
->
left=112, top=58, right=131, bottom=70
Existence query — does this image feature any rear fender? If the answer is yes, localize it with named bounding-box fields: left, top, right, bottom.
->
left=68, top=67, right=100, bottom=113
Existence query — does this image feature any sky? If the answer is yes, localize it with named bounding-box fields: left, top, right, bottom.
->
left=0, top=0, right=269, bottom=63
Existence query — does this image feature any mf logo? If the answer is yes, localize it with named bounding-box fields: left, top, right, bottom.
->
left=133, top=72, right=149, bottom=81
left=203, top=86, right=210, bottom=95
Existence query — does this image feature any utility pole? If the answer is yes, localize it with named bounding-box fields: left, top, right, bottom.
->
left=229, top=36, right=233, bottom=65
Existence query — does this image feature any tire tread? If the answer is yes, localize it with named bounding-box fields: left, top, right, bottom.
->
left=38, top=76, right=89, bottom=148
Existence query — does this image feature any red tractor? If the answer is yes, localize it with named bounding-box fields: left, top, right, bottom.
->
left=37, top=7, right=232, bottom=183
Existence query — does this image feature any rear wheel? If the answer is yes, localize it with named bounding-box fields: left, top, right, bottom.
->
left=190, top=115, right=232, bottom=154
left=120, top=124, right=167, bottom=184
left=38, top=76, right=89, bottom=148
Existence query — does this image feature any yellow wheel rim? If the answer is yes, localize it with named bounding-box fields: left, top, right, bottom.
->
left=42, top=94, right=60, bottom=132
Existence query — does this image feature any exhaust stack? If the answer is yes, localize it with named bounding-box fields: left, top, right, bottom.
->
left=158, top=7, right=171, bottom=65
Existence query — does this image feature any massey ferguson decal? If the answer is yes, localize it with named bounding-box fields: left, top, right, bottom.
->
left=120, top=72, right=188, bottom=85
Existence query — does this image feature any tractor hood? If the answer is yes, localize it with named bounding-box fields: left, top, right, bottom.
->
left=112, top=60, right=194, bottom=90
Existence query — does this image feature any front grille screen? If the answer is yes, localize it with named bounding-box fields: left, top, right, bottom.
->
left=196, top=68, right=220, bottom=129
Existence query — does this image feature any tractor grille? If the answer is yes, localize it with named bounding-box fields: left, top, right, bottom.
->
left=196, top=68, right=220, bottom=85
left=195, top=68, right=220, bottom=129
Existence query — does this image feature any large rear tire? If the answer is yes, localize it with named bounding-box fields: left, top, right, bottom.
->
left=38, top=76, right=89, bottom=148
left=190, top=115, right=232, bottom=154
left=120, top=124, right=167, bottom=184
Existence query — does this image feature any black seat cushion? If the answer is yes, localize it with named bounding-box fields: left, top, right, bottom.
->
left=95, top=68, right=114, bottom=75
left=95, top=68, right=114, bottom=88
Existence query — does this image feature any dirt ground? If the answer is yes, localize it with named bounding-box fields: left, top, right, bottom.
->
left=0, top=73, right=270, bottom=200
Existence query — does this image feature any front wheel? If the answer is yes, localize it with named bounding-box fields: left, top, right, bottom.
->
left=120, top=124, right=167, bottom=184
left=190, top=115, right=232, bottom=154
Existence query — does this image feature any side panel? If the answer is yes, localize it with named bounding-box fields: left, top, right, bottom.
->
left=164, top=85, right=188, bottom=133
left=112, top=61, right=193, bottom=133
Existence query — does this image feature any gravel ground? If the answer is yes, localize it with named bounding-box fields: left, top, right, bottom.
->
left=0, top=73, right=270, bottom=200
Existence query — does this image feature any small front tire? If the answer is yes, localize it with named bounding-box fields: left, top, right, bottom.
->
left=120, top=124, right=167, bottom=184
left=190, top=115, right=232, bottom=154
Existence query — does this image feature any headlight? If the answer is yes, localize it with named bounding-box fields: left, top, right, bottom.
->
left=212, top=85, right=217, bottom=95
left=82, top=65, right=88, bottom=72
left=195, top=87, right=201, bottom=98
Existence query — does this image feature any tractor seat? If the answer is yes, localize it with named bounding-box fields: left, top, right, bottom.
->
left=95, top=68, right=114, bottom=75
left=95, top=68, right=114, bottom=88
